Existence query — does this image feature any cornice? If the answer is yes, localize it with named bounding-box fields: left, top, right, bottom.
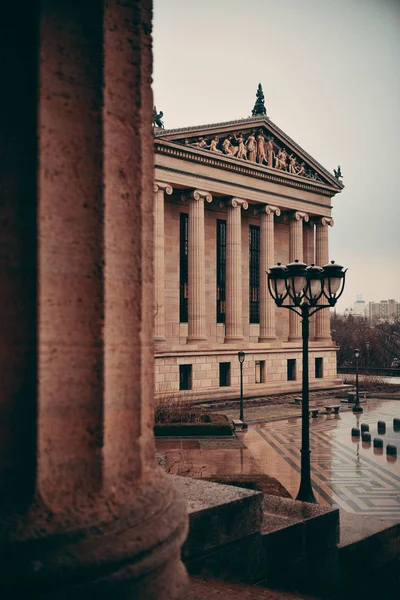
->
left=155, top=140, right=337, bottom=197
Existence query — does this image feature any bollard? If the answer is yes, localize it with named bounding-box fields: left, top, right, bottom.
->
left=361, top=423, right=369, bottom=433
left=373, top=438, right=383, bottom=448
left=351, top=427, right=360, bottom=437
left=361, top=432, right=371, bottom=443
left=387, top=444, right=397, bottom=457
left=377, top=421, right=386, bottom=433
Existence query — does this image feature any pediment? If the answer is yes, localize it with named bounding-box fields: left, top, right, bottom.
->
left=154, top=116, right=343, bottom=191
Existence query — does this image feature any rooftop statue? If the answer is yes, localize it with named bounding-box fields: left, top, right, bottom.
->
left=334, top=165, right=343, bottom=180
left=252, top=83, right=267, bottom=116
left=153, top=105, right=164, bottom=128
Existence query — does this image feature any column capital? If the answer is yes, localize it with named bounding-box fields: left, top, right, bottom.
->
left=256, top=204, right=281, bottom=217
left=221, top=197, right=248, bottom=210
left=317, top=216, right=334, bottom=227
left=182, top=189, right=212, bottom=203
left=292, top=211, right=309, bottom=222
left=154, top=181, right=173, bottom=195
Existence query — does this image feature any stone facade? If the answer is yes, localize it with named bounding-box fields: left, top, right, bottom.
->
left=154, top=117, right=343, bottom=400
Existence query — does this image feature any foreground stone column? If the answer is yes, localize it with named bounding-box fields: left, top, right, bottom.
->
left=315, top=217, right=334, bottom=341
left=0, top=2, right=188, bottom=598
left=154, top=182, right=172, bottom=342
left=303, top=220, right=316, bottom=340
left=225, top=198, right=248, bottom=343
left=259, top=205, right=281, bottom=342
left=288, top=211, right=309, bottom=342
left=184, top=189, right=212, bottom=343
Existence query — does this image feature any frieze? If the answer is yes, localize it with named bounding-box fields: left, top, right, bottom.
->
left=154, top=141, right=336, bottom=197
left=179, top=127, right=323, bottom=183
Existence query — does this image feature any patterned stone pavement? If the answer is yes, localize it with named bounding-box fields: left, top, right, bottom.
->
left=156, top=399, right=400, bottom=520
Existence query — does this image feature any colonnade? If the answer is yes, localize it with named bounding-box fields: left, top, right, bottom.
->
left=154, top=183, right=333, bottom=344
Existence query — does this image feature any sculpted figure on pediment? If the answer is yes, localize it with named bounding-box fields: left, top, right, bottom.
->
left=275, top=148, right=288, bottom=171
left=256, top=130, right=266, bottom=164
left=265, top=136, right=274, bottom=167
left=191, top=137, right=207, bottom=149
left=246, top=131, right=256, bottom=162
left=296, top=161, right=306, bottom=176
left=288, top=154, right=298, bottom=174
left=233, top=133, right=247, bottom=159
left=222, top=135, right=238, bottom=156
left=209, top=135, right=222, bottom=153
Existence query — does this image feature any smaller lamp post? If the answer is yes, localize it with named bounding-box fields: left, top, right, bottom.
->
left=366, top=341, right=370, bottom=370
left=238, top=351, right=247, bottom=428
left=353, top=348, right=363, bottom=413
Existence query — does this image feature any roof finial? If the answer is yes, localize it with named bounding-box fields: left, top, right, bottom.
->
left=252, top=83, right=267, bottom=116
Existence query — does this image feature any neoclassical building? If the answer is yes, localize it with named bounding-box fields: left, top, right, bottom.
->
left=154, top=97, right=343, bottom=399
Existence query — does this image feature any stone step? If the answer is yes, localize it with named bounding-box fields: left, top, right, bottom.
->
left=188, top=577, right=318, bottom=600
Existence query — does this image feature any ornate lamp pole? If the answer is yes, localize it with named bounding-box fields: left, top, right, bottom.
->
left=268, top=259, right=347, bottom=503
left=238, top=351, right=247, bottom=428
left=353, top=348, right=363, bottom=413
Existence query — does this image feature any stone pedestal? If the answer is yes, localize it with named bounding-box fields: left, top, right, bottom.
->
left=315, top=218, right=334, bottom=341
left=288, top=212, right=309, bottom=342
left=0, top=2, right=188, bottom=598
left=225, top=198, right=248, bottom=343
left=259, top=205, right=280, bottom=342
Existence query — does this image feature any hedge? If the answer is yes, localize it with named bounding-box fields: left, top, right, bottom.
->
left=154, top=413, right=232, bottom=437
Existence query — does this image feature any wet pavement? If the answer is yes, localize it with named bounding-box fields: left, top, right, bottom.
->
left=156, top=399, right=400, bottom=520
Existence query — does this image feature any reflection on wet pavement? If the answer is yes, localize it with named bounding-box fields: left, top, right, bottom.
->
left=156, top=399, right=400, bottom=519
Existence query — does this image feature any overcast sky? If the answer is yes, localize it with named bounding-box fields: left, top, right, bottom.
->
left=153, top=0, right=400, bottom=312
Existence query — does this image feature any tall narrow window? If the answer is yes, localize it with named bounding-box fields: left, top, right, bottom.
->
left=287, top=359, right=296, bottom=381
left=219, top=362, right=231, bottom=387
left=180, top=213, right=189, bottom=323
left=179, top=364, right=192, bottom=390
left=255, top=360, right=265, bottom=384
left=249, top=225, right=260, bottom=323
left=216, top=219, right=226, bottom=323
left=315, top=358, right=323, bottom=379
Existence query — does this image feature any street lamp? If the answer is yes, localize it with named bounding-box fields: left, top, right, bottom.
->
left=268, top=259, right=347, bottom=503
left=366, top=341, right=370, bottom=370
left=353, top=348, right=363, bottom=413
left=237, top=351, right=247, bottom=428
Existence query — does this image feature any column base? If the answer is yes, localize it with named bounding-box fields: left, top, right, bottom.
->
left=313, top=335, right=332, bottom=342
left=258, top=336, right=277, bottom=343
left=154, top=335, right=166, bottom=343
left=288, top=336, right=302, bottom=343
left=224, top=335, right=244, bottom=344
left=0, top=475, right=189, bottom=600
left=186, top=335, right=207, bottom=344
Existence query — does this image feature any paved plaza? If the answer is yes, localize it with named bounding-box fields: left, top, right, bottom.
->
left=156, top=399, right=400, bottom=520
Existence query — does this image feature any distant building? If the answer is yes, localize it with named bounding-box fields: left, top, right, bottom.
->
left=368, top=299, right=400, bottom=322
left=343, top=295, right=367, bottom=318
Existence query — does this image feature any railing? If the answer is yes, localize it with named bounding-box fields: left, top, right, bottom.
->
left=337, top=367, right=400, bottom=377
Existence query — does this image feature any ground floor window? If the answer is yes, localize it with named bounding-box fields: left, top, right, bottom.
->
left=287, top=359, right=296, bottom=381
left=219, top=362, right=231, bottom=387
left=179, top=364, right=192, bottom=390
left=255, top=360, right=265, bottom=383
left=315, top=357, right=323, bottom=378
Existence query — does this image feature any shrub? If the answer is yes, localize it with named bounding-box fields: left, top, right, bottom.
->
left=154, top=391, right=208, bottom=424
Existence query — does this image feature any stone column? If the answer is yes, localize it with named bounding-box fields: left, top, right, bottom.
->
left=0, top=2, right=188, bottom=599
left=154, top=182, right=172, bottom=342
left=183, top=189, right=212, bottom=343
left=288, top=211, right=309, bottom=342
left=315, top=217, right=334, bottom=341
left=259, top=205, right=281, bottom=342
left=225, top=198, right=248, bottom=343
left=303, top=220, right=316, bottom=339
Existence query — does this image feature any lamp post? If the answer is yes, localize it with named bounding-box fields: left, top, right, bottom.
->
left=268, top=259, right=347, bottom=503
left=237, top=351, right=247, bottom=428
left=353, top=348, right=363, bottom=413
left=366, top=341, right=370, bottom=370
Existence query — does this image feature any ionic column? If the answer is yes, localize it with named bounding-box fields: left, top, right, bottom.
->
left=154, top=182, right=172, bottom=342
left=183, top=189, right=212, bottom=343
left=0, top=3, right=189, bottom=598
left=303, top=220, right=316, bottom=339
left=288, top=211, right=309, bottom=341
left=259, top=205, right=281, bottom=341
left=315, top=217, right=334, bottom=341
left=225, top=198, right=248, bottom=342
